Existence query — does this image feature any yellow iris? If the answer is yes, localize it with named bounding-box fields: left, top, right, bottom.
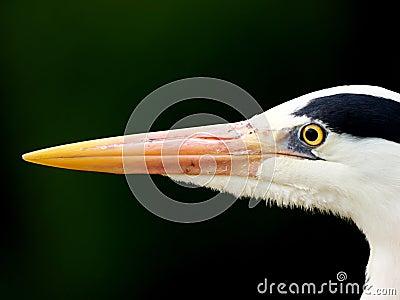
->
left=301, top=124, right=325, bottom=146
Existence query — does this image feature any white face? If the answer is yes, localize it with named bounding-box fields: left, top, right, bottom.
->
left=253, top=110, right=358, bottom=216
left=251, top=86, right=400, bottom=234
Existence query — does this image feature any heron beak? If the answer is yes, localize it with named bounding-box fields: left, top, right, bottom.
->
left=22, top=121, right=293, bottom=177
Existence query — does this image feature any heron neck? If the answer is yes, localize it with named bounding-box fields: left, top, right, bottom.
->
left=361, top=232, right=400, bottom=300
left=348, top=156, right=400, bottom=299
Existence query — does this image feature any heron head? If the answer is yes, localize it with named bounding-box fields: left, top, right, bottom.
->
left=23, top=85, right=400, bottom=232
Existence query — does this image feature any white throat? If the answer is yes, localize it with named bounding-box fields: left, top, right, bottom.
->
left=336, top=139, right=400, bottom=300
left=361, top=231, right=400, bottom=299
left=351, top=182, right=400, bottom=300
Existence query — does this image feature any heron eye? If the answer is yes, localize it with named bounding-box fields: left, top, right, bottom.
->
left=300, top=124, right=325, bottom=146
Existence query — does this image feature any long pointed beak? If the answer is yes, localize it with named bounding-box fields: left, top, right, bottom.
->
left=22, top=121, right=291, bottom=177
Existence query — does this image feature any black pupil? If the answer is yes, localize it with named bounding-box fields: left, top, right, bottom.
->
left=305, top=128, right=319, bottom=142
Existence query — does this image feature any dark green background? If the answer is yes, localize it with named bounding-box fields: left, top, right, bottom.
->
left=2, top=1, right=398, bottom=299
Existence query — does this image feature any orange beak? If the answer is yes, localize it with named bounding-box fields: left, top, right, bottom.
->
left=22, top=121, right=295, bottom=177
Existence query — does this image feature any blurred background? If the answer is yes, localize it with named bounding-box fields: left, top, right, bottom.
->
left=1, top=1, right=399, bottom=299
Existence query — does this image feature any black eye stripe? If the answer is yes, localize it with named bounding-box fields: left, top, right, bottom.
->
left=293, top=93, right=400, bottom=143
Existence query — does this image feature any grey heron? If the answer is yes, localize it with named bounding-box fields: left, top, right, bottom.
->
left=23, top=85, right=400, bottom=299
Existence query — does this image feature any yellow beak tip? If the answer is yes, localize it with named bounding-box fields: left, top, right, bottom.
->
left=22, top=153, right=32, bottom=162
left=22, top=151, right=40, bottom=164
